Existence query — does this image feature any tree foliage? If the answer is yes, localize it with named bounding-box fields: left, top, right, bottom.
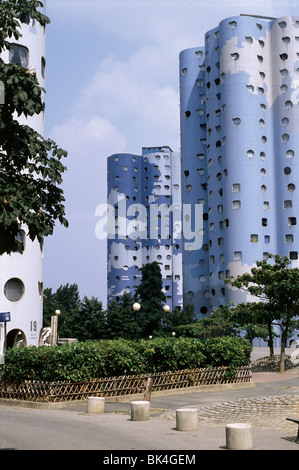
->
left=43, top=284, right=106, bottom=340
left=42, top=275, right=197, bottom=342
left=0, top=0, right=68, bottom=254
left=227, top=254, right=299, bottom=372
left=175, top=306, right=236, bottom=339
left=134, top=261, right=166, bottom=337
left=105, top=293, right=136, bottom=340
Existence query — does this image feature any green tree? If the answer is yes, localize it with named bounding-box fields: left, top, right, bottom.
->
left=166, top=304, right=196, bottom=332
left=43, top=284, right=81, bottom=338
left=106, top=292, right=136, bottom=340
left=134, top=261, right=166, bottom=338
left=0, top=0, right=68, bottom=255
left=71, top=296, right=106, bottom=341
left=228, top=302, right=277, bottom=355
left=42, top=287, right=57, bottom=327
left=227, top=254, right=299, bottom=372
left=175, top=305, right=236, bottom=339
left=43, top=285, right=107, bottom=341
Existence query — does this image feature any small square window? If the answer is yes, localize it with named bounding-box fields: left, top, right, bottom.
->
left=288, top=217, right=297, bottom=226
left=264, top=235, right=270, bottom=244
left=262, top=218, right=268, bottom=226
left=285, top=234, right=293, bottom=243
left=251, top=234, right=258, bottom=243
left=234, top=251, right=242, bottom=260
left=290, top=251, right=298, bottom=260
left=232, top=183, right=241, bottom=192
left=232, top=200, right=241, bottom=209
left=284, top=200, right=292, bottom=209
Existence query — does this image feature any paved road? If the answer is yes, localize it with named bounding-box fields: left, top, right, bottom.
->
left=1, top=348, right=299, bottom=451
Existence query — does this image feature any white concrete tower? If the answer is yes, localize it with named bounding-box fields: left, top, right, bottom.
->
left=0, top=3, right=47, bottom=348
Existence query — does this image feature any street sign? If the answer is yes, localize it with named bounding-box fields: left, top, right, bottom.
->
left=0, top=312, right=10, bottom=322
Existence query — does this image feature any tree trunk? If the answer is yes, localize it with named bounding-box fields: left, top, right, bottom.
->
left=280, top=311, right=291, bottom=373
left=268, top=323, right=274, bottom=357
left=280, top=329, right=287, bottom=373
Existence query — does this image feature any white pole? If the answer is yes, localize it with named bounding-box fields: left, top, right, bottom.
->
left=0, top=322, right=5, bottom=364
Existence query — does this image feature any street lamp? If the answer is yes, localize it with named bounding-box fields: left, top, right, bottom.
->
left=163, top=304, right=170, bottom=334
left=133, top=302, right=140, bottom=341
left=51, top=309, right=60, bottom=346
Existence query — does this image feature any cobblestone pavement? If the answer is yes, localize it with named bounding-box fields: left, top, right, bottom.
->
left=163, top=391, right=299, bottom=434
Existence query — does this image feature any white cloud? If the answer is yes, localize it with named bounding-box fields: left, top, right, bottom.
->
left=75, top=48, right=180, bottom=152
left=45, top=115, right=125, bottom=300
left=51, top=115, right=126, bottom=159
left=50, top=115, right=127, bottom=210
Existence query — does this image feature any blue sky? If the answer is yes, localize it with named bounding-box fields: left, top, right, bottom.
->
left=42, top=0, right=299, bottom=305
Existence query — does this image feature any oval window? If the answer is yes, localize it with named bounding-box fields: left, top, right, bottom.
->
left=4, top=278, right=25, bottom=302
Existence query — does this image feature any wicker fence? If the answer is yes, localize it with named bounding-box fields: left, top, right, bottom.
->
left=0, top=365, right=251, bottom=403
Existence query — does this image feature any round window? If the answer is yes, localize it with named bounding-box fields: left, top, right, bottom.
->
left=4, top=278, right=25, bottom=302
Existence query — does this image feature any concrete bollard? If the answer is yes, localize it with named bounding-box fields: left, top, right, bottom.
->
left=226, top=423, right=252, bottom=450
left=87, top=396, right=105, bottom=414
left=131, top=400, right=150, bottom=421
left=176, top=408, right=198, bottom=431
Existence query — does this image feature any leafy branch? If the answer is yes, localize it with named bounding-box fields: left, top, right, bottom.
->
left=0, top=0, right=68, bottom=254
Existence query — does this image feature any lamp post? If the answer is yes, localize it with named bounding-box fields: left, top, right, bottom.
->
left=51, top=309, right=60, bottom=346
left=133, top=302, right=141, bottom=341
left=163, top=304, right=170, bottom=334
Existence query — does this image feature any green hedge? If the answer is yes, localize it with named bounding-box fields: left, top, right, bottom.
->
left=0, top=336, right=252, bottom=383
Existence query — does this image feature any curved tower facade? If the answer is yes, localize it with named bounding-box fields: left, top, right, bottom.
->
left=180, top=15, right=299, bottom=316
left=107, top=147, right=183, bottom=310
left=0, top=6, right=47, bottom=348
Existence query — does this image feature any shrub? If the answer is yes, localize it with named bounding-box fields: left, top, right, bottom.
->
left=201, top=336, right=252, bottom=378
left=98, top=339, right=143, bottom=376
left=136, top=337, right=207, bottom=373
left=0, top=336, right=252, bottom=383
left=201, top=336, right=252, bottom=368
left=0, top=342, right=105, bottom=382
